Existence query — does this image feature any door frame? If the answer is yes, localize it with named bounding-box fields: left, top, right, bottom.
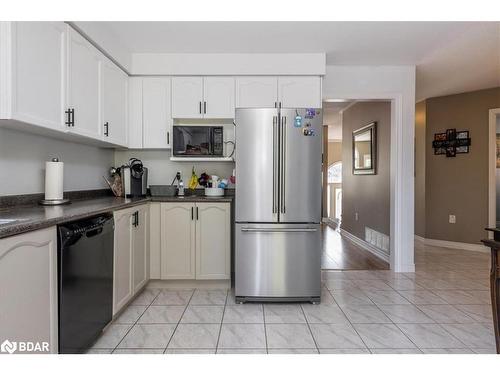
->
left=323, top=94, right=411, bottom=272
left=488, top=108, right=500, bottom=237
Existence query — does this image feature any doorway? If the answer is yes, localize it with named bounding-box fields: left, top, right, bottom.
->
left=488, top=108, right=500, bottom=235
left=321, top=100, right=391, bottom=271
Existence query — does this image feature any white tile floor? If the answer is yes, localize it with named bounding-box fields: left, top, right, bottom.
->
left=88, top=241, right=497, bottom=354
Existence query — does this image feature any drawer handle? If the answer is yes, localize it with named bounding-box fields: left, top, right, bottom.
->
left=240, top=228, right=317, bottom=233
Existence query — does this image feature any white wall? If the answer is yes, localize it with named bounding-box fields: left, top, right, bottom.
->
left=0, top=127, right=114, bottom=196
left=114, top=150, right=234, bottom=187
left=323, top=65, right=416, bottom=272
left=131, top=53, right=325, bottom=75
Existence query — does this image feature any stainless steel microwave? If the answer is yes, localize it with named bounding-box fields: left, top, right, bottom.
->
left=172, top=125, right=224, bottom=157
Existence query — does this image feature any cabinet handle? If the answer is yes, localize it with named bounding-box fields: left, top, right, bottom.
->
left=104, top=122, right=109, bottom=137
left=71, top=108, right=75, bottom=126
left=65, top=109, right=71, bottom=127
left=274, top=102, right=277, bottom=108
left=196, top=206, right=199, bottom=220
left=167, top=131, right=170, bottom=145
left=199, top=101, right=202, bottom=114
left=204, top=101, right=207, bottom=114
left=136, top=211, right=139, bottom=227
left=191, top=207, right=194, bottom=221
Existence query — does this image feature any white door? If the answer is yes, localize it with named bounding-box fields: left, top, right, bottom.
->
left=101, top=58, right=128, bottom=146
left=160, top=202, right=196, bottom=279
left=235, top=76, right=278, bottom=108
left=203, top=77, right=235, bottom=118
left=171, top=76, right=203, bottom=119
left=67, top=26, right=102, bottom=140
left=132, top=205, right=149, bottom=293
left=113, top=208, right=133, bottom=315
left=10, top=22, right=67, bottom=131
left=195, top=203, right=231, bottom=280
left=128, top=77, right=143, bottom=149
left=277, top=76, right=322, bottom=108
left=143, top=77, right=172, bottom=148
left=0, top=227, right=58, bottom=353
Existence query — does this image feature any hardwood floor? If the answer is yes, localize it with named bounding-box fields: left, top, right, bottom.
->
left=321, top=224, right=389, bottom=270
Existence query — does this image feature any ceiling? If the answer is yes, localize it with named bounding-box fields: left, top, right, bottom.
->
left=94, top=21, right=500, bottom=100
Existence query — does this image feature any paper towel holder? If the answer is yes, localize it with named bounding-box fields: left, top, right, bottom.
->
left=39, top=157, right=71, bottom=206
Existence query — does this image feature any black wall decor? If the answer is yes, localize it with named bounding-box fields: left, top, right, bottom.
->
left=432, top=128, right=471, bottom=157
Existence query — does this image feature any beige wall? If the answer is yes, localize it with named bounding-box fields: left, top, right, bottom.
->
left=422, top=87, right=500, bottom=244
left=328, top=141, right=342, bottom=165
left=341, top=101, right=391, bottom=239
left=414, top=101, right=427, bottom=237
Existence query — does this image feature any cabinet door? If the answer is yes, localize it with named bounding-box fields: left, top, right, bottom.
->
left=143, top=77, right=172, bottom=148
left=101, top=57, right=128, bottom=146
left=128, top=77, right=143, bottom=149
left=203, top=77, right=235, bottom=118
left=149, top=203, right=161, bottom=279
left=277, top=76, right=322, bottom=108
left=160, top=202, right=196, bottom=279
left=171, top=76, right=203, bottom=119
left=132, top=205, right=149, bottom=293
left=67, top=26, right=102, bottom=140
left=235, top=76, right=277, bottom=108
left=9, top=22, right=67, bottom=131
left=113, top=208, right=133, bottom=315
left=195, top=202, right=231, bottom=280
left=0, top=227, right=58, bottom=353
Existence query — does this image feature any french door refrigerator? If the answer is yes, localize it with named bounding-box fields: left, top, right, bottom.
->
left=235, top=107, right=322, bottom=303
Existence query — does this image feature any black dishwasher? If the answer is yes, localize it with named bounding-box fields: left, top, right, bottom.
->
left=57, top=214, right=114, bottom=354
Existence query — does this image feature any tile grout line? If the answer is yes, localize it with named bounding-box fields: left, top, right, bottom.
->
left=299, top=304, right=319, bottom=353
left=110, top=288, right=161, bottom=353
left=263, top=304, right=268, bottom=354
left=214, top=289, right=229, bottom=354
left=162, top=289, right=195, bottom=354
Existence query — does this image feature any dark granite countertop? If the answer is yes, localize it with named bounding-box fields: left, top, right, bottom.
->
left=0, top=193, right=234, bottom=239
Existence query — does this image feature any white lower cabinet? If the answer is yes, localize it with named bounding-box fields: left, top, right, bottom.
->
left=0, top=227, right=58, bottom=353
left=113, top=204, right=149, bottom=315
left=160, top=202, right=230, bottom=280
left=160, top=202, right=196, bottom=279
left=195, top=202, right=231, bottom=279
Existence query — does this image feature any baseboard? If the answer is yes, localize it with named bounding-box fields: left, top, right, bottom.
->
left=147, top=279, right=231, bottom=289
left=340, top=228, right=390, bottom=263
left=414, top=236, right=489, bottom=253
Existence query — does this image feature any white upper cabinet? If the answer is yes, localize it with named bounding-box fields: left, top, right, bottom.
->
left=235, top=77, right=278, bottom=108
left=172, top=76, right=235, bottom=119
left=277, top=76, right=322, bottom=108
left=127, top=77, right=143, bottom=149
left=143, top=77, right=172, bottom=148
left=0, top=21, right=67, bottom=131
left=101, top=57, right=128, bottom=146
left=66, top=26, right=102, bottom=140
left=171, top=76, right=203, bottom=119
left=203, top=77, right=235, bottom=118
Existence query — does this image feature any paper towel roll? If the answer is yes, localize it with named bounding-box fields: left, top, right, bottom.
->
left=45, top=159, right=64, bottom=200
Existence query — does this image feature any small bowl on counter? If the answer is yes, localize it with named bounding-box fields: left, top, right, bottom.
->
left=204, top=187, right=225, bottom=197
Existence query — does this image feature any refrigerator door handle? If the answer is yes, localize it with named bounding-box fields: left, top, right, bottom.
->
left=240, top=227, right=317, bottom=233
left=280, top=116, right=286, bottom=214
left=272, top=115, right=278, bottom=214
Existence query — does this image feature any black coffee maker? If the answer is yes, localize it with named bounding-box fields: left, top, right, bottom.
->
left=122, top=158, right=148, bottom=197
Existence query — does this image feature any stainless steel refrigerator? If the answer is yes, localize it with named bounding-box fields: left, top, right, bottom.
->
left=235, top=107, right=322, bottom=303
